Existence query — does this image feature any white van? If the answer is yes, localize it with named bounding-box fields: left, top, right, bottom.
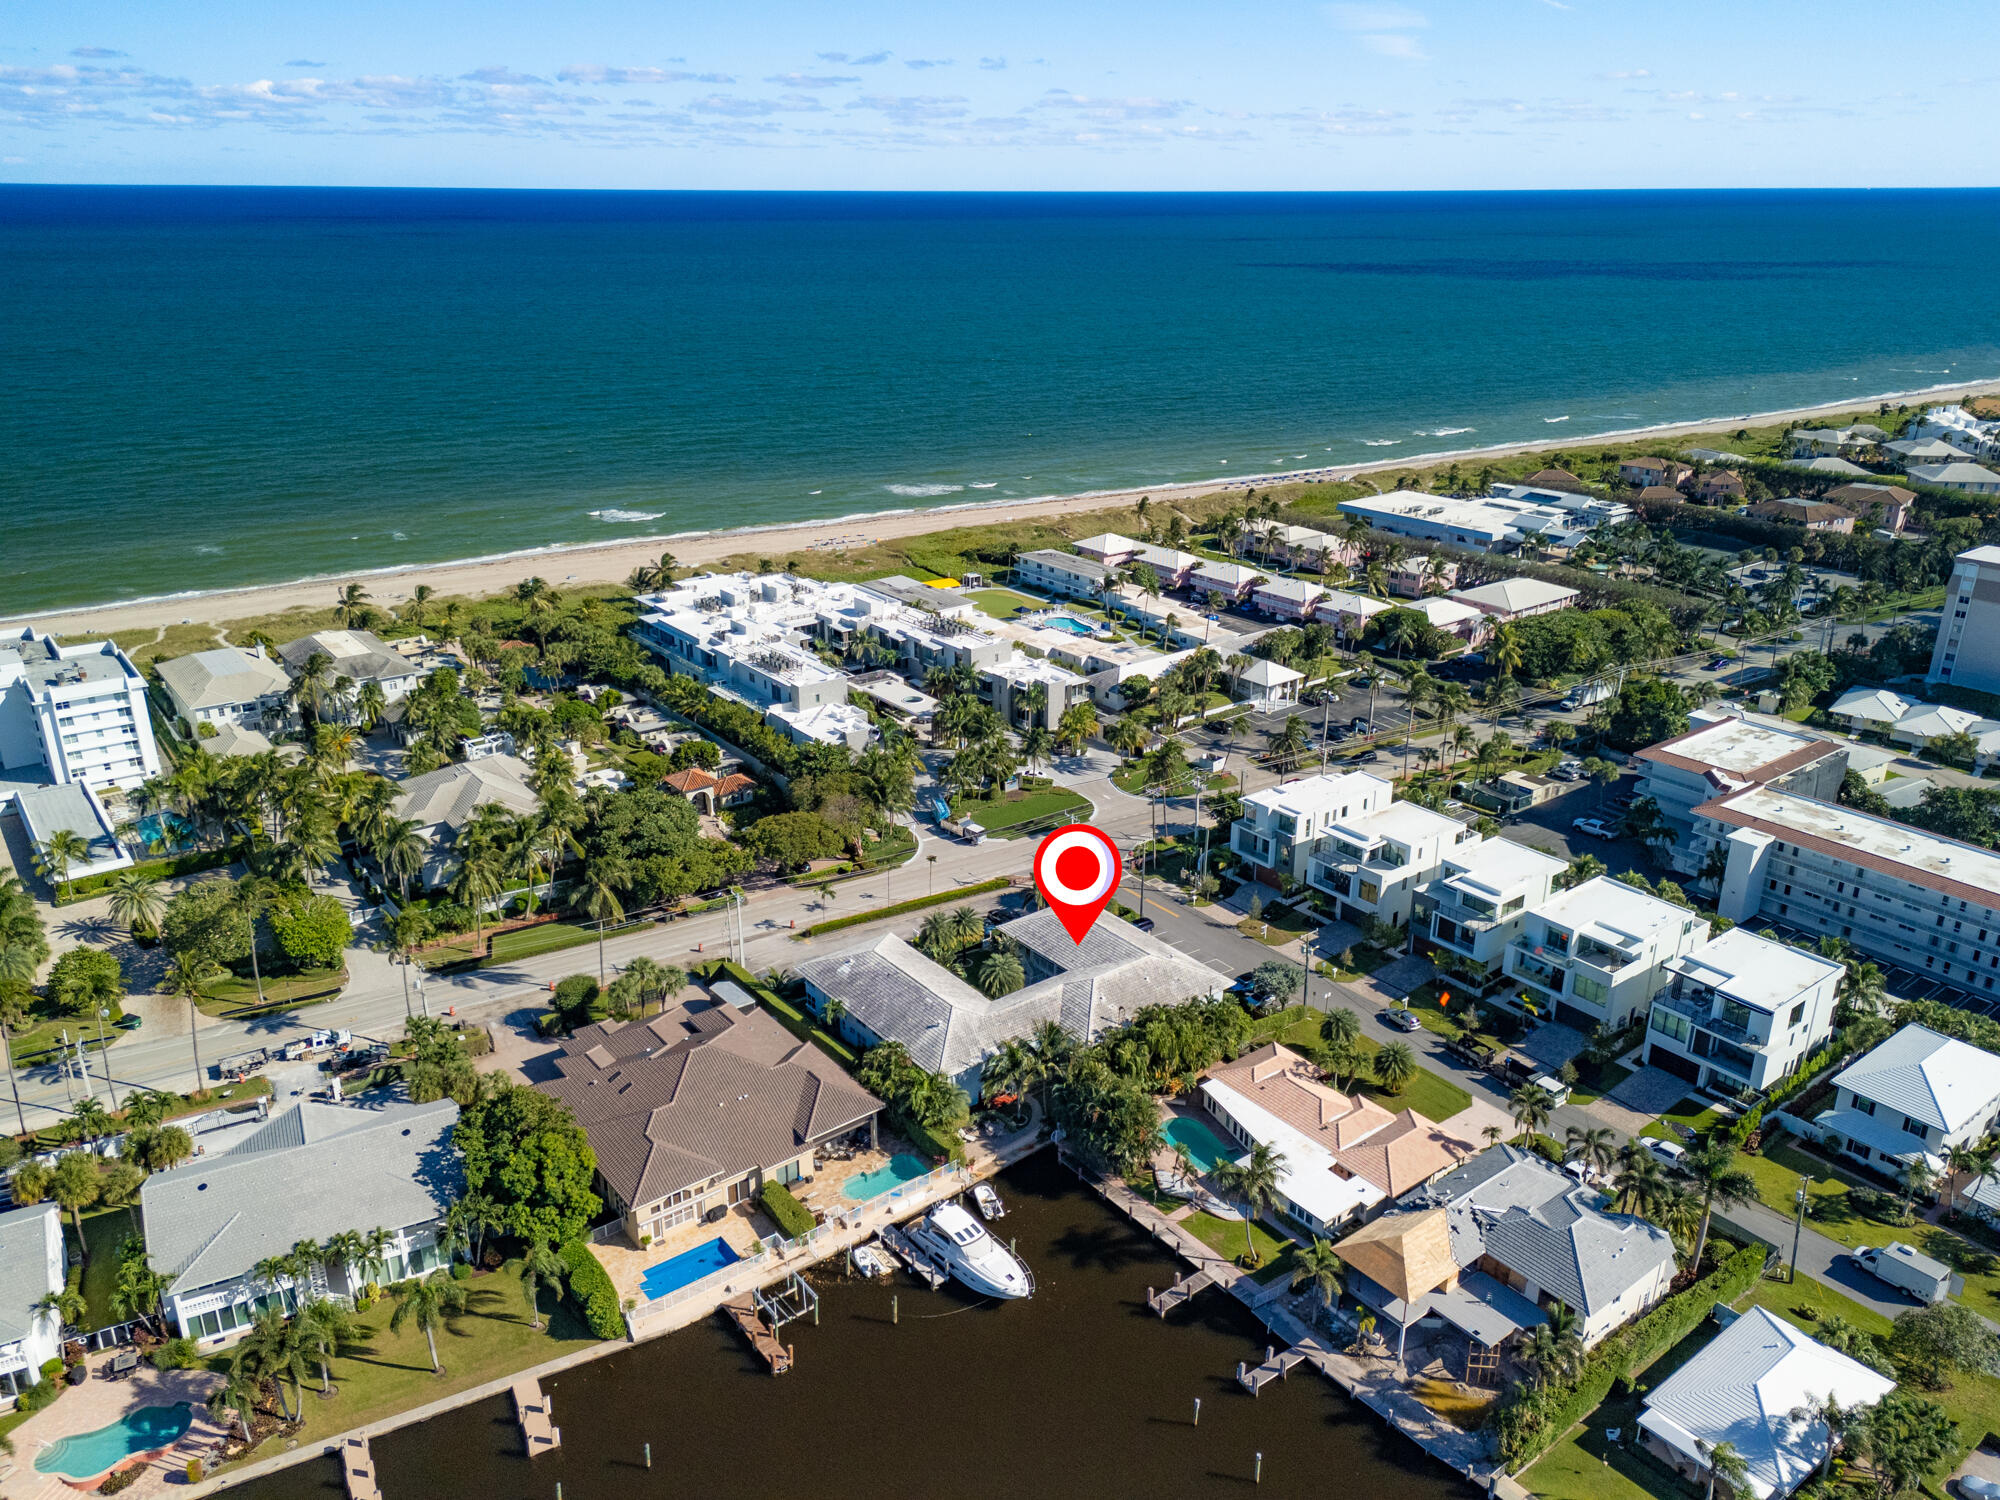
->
left=1532, top=1074, right=1572, bottom=1108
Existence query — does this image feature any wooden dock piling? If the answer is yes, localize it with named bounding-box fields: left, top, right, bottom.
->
left=723, top=1294, right=795, bottom=1374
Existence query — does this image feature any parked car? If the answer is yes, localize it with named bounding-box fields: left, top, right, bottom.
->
left=1350, top=675, right=1373, bottom=688
left=1643, top=1137, right=1687, bottom=1168
left=1706, top=655, right=1732, bottom=671
left=1531, top=1073, right=1572, bottom=1107
left=1383, top=1007, right=1424, bottom=1033
left=1571, top=816, right=1616, bottom=840
left=1129, top=916, right=1156, bottom=933
left=1348, top=749, right=1382, bottom=764
left=1349, top=717, right=1373, bottom=734
left=1958, top=1477, right=2000, bottom=1500
left=1854, top=1243, right=1955, bottom=1304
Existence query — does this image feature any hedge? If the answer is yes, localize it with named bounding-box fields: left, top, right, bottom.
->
left=796, top=877, right=1012, bottom=939
left=893, top=1108, right=966, bottom=1167
left=58, top=844, right=241, bottom=902
left=1765, top=1035, right=1848, bottom=1111
left=759, top=1180, right=815, bottom=1241
left=1496, top=1240, right=1769, bottom=1466
left=558, top=1239, right=625, bottom=1340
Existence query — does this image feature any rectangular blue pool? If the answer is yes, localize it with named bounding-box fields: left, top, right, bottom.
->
left=639, top=1236, right=740, bottom=1301
left=1162, top=1115, right=1237, bottom=1175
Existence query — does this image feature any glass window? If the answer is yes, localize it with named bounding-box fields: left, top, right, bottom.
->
left=1788, top=1002, right=1806, bottom=1026
left=1649, top=1006, right=1691, bottom=1043
left=1901, top=1116, right=1928, bottom=1138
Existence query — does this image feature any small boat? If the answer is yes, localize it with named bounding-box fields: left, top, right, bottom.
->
left=851, top=1244, right=895, bottom=1278
left=972, top=1183, right=1005, bottom=1221
left=879, top=1223, right=947, bottom=1289
left=906, top=1202, right=1034, bottom=1299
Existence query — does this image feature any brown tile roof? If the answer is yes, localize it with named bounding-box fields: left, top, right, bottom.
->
left=1824, top=482, right=1915, bottom=509
left=1524, top=468, right=1586, bottom=489
left=1637, top=485, right=1682, bottom=502
left=1331, top=1112, right=1477, bottom=1198
left=662, top=767, right=718, bottom=794
left=714, top=772, right=756, bottom=796
left=1333, top=1206, right=1456, bottom=1304
left=536, top=999, right=881, bottom=1211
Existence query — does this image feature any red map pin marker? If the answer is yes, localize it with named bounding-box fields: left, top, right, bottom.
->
left=1034, top=825, right=1123, bottom=944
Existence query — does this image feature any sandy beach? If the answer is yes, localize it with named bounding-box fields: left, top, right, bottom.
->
left=13, top=376, right=1999, bottom=641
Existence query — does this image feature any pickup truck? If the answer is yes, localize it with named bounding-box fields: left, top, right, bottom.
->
left=1854, top=1242, right=1956, bottom=1304
left=212, top=1048, right=269, bottom=1083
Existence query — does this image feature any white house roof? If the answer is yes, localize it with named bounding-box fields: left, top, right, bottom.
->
left=1832, top=1023, right=2000, bottom=1134
left=1237, top=658, right=1304, bottom=688
left=1408, top=597, right=1485, bottom=630
left=1528, top=876, right=1701, bottom=954
left=156, top=646, right=290, bottom=711
left=395, top=753, right=539, bottom=832
left=0, top=1204, right=61, bottom=1345
left=1638, top=1306, right=1895, bottom=1500
left=1894, top=704, right=1994, bottom=740
left=1794, top=456, right=1870, bottom=476
left=1198, top=1078, right=1384, bottom=1226
left=1910, top=462, right=2000, bottom=486
left=1831, top=686, right=1913, bottom=725
left=1071, top=533, right=1140, bottom=554
left=276, top=629, right=418, bottom=685
left=1251, top=577, right=1328, bottom=607
left=1243, top=770, right=1389, bottom=821
left=1437, top=835, right=1567, bottom=897
left=1311, top=589, right=1391, bottom=622
left=1448, top=578, right=1580, bottom=615
left=1665, top=929, right=1843, bottom=1015
left=1189, top=560, right=1260, bottom=588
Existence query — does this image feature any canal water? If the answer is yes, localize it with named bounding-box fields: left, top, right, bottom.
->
left=222, top=1151, right=1474, bottom=1499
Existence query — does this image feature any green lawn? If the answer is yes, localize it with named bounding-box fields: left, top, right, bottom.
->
left=1522, top=1314, right=1720, bottom=1500
left=948, top=786, right=1089, bottom=834
left=217, top=1259, right=600, bottom=1476
left=1110, top=763, right=1234, bottom=796
left=964, top=587, right=1049, bottom=620
left=1239, top=904, right=1319, bottom=947
left=72, top=1208, right=141, bottom=1330
left=197, top=966, right=347, bottom=1017
left=8, top=1006, right=125, bottom=1066
left=1639, top=1095, right=1728, bottom=1144
left=1184, top=1209, right=1295, bottom=1275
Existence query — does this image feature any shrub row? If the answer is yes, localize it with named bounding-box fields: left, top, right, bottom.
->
left=796, top=877, right=1012, bottom=939
left=892, top=1108, right=966, bottom=1167
left=1765, top=1035, right=1848, bottom=1111
left=1606, top=1242, right=1768, bottom=1391
left=58, top=844, right=242, bottom=902
left=558, top=1239, right=626, bottom=1340
left=758, top=1180, right=816, bottom=1240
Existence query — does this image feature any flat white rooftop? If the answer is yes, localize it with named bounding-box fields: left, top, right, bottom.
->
left=1438, top=834, right=1567, bottom=895
left=1245, top=771, right=1388, bottom=818
left=1531, top=875, right=1695, bottom=949
left=1336, top=800, right=1464, bottom=848
left=1667, top=928, right=1843, bottom=1013
left=1644, top=716, right=1830, bottom=778
left=1700, top=785, right=2000, bottom=907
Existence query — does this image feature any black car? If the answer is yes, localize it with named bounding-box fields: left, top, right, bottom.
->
left=1129, top=916, right=1156, bottom=932
left=1706, top=655, right=1731, bottom=671
left=1349, top=717, right=1373, bottom=733
left=1348, top=749, right=1381, bottom=764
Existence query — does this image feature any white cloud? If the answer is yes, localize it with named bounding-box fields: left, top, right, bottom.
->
left=556, top=65, right=733, bottom=85
left=904, top=58, right=953, bottom=70
left=70, top=47, right=126, bottom=59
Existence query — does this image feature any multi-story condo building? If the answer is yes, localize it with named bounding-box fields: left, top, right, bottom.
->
left=1814, top=1023, right=2000, bottom=1174
left=1307, top=799, right=1479, bottom=930
left=1633, top=715, right=1848, bottom=877
left=1502, top=876, right=1711, bottom=1031
left=1251, top=576, right=1332, bottom=621
left=1187, top=559, right=1263, bottom=602
left=0, top=630, right=160, bottom=792
left=1336, top=491, right=1586, bottom=554
left=1070, top=533, right=1144, bottom=568
left=984, top=654, right=1091, bottom=731
left=1013, top=548, right=1110, bottom=601
left=156, top=644, right=294, bottom=732
left=1487, top=482, right=1633, bottom=529
left=1418, top=836, right=1568, bottom=981
left=1929, top=545, right=2000, bottom=696
left=1643, top=928, right=1842, bottom=1096
left=1230, top=771, right=1391, bottom=886
left=1697, top=785, right=2000, bottom=998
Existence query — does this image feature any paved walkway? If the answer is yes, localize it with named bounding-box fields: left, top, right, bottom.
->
left=5, top=1360, right=226, bottom=1500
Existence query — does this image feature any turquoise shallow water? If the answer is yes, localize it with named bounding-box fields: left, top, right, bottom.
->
left=33, top=1402, right=193, bottom=1478
left=4, top=187, right=1999, bottom=617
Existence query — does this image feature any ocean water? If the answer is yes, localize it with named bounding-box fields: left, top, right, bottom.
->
left=4, top=187, right=1999, bottom=617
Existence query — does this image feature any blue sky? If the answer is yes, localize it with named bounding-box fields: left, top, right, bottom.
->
left=3, top=1, right=1994, bottom=189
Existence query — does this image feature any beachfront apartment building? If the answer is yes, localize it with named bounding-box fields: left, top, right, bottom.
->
left=1814, top=1023, right=2000, bottom=1176
left=1071, top=533, right=1144, bottom=568
left=1307, top=799, right=1479, bottom=931
left=1013, top=548, right=1110, bottom=601
left=1501, top=876, right=1711, bottom=1031
left=0, top=630, right=160, bottom=793
left=1488, top=482, right=1633, bottom=529
left=1336, top=491, right=1583, bottom=554
left=1418, top=836, right=1569, bottom=982
left=1633, top=714, right=1849, bottom=876
left=1643, top=928, right=1842, bottom=1096
left=984, top=653, right=1091, bottom=730
left=538, top=990, right=881, bottom=1247
left=1230, top=771, right=1393, bottom=885
left=142, top=1097, right=460, bottom=1347
left=1386, top=556, right=1457, bottom=597
left=1187, top=559, right=1263, bottom=602
left=1929, top=546, right=2000, bottom=696
left=1250, top=577, right=1331, bottom=621
left=0, top=1205, right=64, bottom=1408
left=1309, top=587, right=1392, bottom=641
left=1407, top=596, right=1489, bottom=645
left=156, top=644, right=295, bottom=733
left=1697, top=785, right=2000, bottom=997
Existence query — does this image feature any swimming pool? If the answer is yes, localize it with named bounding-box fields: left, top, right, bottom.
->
left=843, top=1153, right=931, bottom=1201
left=1040, top=615, right=1096, bottom=636
left=639, top=1236, right=741, bottom=1301
left=131, top=811, right=193, bottom=851
left=34, top=1403, right=195, bottom=1479
left=1161, top=1116, right=1237, bottom=1175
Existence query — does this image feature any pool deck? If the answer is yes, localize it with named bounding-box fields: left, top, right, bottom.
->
left=4, top=1358, right=225, bottom=1500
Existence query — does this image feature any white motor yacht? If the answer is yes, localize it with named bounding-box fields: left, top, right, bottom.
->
left=906, top=1202, right=1034, bottom=1299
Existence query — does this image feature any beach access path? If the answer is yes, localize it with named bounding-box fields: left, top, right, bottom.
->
left=13, top=377, right=1998, bottom=640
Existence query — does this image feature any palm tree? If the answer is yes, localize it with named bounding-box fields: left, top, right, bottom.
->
left=452, top=847, right=507, bottom=961
left=574, top=855, right=630, bottom=984
left=1564, top=1125, right=1618, bottom=1180
left=1372, top=1040, right=1417, bottom=1095
left=1289, top=1237, right=1345, bottom=1321
left=390, top=1270, right=470, bottom=1375
left=1510, top=1083, right=1554, bottom=1141
left=1320, top=1007, right=1361, bottom=1052
left=374, top=816, right=426, bottom=900
left=49, top=1152, right=102, bottom=1258
left=354, top=679, right=388, bottom=732
left=1698, top=1439, right=1752, bottom=1500
left=209, top=1366, right=259, bottom=1443
left=163, top=951, right=214, bottom=1093
left=916, top=910, right=959, bottom=963
left=1522, top=1301, right=1584, bottom=1387
left=237, top=1307, right=311, bottom=1420
left=1839, top=960, right=1887, bottom=1018
left=104, top=871, right=164, bottom=938
left=1108, top=717, right=1150, bottom=758
left=1211, top=1140, right=1286, bottom=1265
left=975, top=947, right=1024, bottom=997
left=1614, top=1145, right=1669, bottom=1217
left=1683, top=1142, right=1757, bottom=1271
left=295, top=1296, right=352, bottom=1396
left=33, top=829, right=89, bottom=900
left=334, top=582, right=372, bottom=628
left=520, top=1238, right=566, bottom=1332
left=356, top=1226, right=396, bottom=1289
left=1267, top=716, right=1311, bottom=767
left=227, top=875, right=273, bottom=1008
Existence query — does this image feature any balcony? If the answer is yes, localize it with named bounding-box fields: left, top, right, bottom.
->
left=1508, top=942, right=1568, bottom=995
left=1309, top=864, right=1353, bottom=899
left=1652, top=990, right=1756, bottom=1046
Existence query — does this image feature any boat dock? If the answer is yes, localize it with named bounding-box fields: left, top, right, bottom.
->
left=1236, top=1343, right=1310, bottom=1394
left=513, top=1377, right=561, bottom=1456
left=723, top=1293, right=795, bottom=1374
left=1147, top=1268, right=1213, bottom=1317
left=341, top=1436, right=382, bottom=1500
left=879, top=1222, right=946, bottom=1288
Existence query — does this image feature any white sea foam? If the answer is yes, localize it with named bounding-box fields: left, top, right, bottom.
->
left=884, top=483, right=964, bottom=498
left=969, top=481, right=998, bottom=489
left=1360, top=439, right=1401, bottom=447
left=195, top=545, right=223, bottom=555
left=1417, top=427, right=1475, bottom=437
left=590, top=508, right=665, bottom=523
left=1543, top=415, right=1570, bottom=424
left=390, top=531, right=408, bottom=541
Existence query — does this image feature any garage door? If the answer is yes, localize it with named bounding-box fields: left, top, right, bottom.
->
left=1647, top=1046, right=1700, bottom=1084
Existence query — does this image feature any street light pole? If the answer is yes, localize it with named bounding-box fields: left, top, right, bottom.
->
left=1791, top=1174, right=1810, bottom=1283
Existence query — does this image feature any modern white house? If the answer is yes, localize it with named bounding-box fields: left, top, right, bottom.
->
left=1012, top=548, right=1111, bottom=601
left=1229, top=771, right=1392, bottom=886
left=1929, top=545, right=2000, bottom=697
left=1307, top=799, right=1478, bottom=930
left=142, top=1098, right=460, bottom=1347
left=156, top=644, right=294, bottom=733
left=1638, top=1306, right=1895, bottom=1500
left=1419, top=836, right=1569, bottom=982
left=1697, top=785, right=2000, bottom=995
left=0, top=1205, right=65, bottom=1408
left=1813, top=1023, right=2000, bottom=1175
left=1643, top=928, right=1843, bottom=1096
left=1502, top=876, right=1711, bottom=1030
left=0, top=631, right=160, bottom=793
left=1337, top=491, right=1584, bottom=553
left=1633, top=715, right=1849, bottom=876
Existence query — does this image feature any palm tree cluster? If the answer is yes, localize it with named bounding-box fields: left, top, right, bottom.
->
left=856, top=1040, right=971, bottom=1134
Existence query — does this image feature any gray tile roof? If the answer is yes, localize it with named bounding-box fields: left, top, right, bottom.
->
left=536, top=998, right=881, bottom=1211
left=394, top=755, right=540, bottom=834
left=276, top=629, right=419, bottom=686
left=1412, top=1146, right=1675, bottom=1318
left=1832, top=1023, right=2000, bottom=1134
left=141, top=1097, right=460, bottom=1298
left=155, top=646, right=290, bottom=712
left=0, top=1204, right=61, bottom=1345
left=796, top=909, right=1229, bottom=1083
